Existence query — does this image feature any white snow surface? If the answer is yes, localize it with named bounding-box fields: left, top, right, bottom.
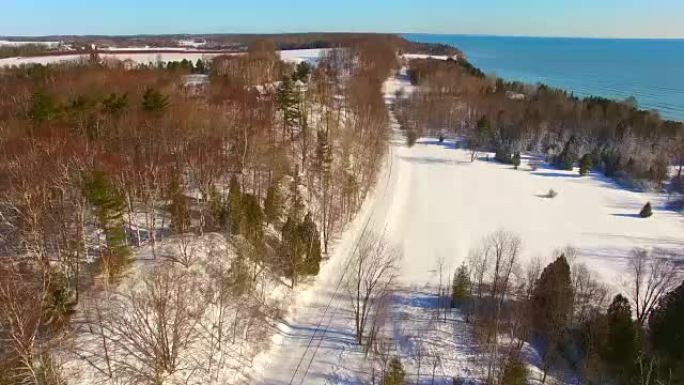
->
left=278, top=48, right=329, bottom=64
left=0, top=48, right=327, bottom=67
left=242, top=69, right=684, bottom=385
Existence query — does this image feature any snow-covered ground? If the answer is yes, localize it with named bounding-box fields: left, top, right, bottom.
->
left=278, top=48, right=329, bottom=64
left=0, top=48, right=328, bottom=67
left=385, top=142, right=683, bottom=286
left=241, top=69, right=683, bottom=385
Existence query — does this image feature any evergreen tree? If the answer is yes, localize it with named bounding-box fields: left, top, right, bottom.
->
left=406, top=129, right=418, bottom=147
left=142, top=87, right=169, bottom=113
left=84, top=171, right=130, bottom=277
left=579, top=153, right=593, bottom=176
left=531, top=254, right=573, bottom=380
left=298, top=212, right=321, bottom=275
left=264, top=182, right=283, bottom=225
left=208, top=184, right=228, bottom=232
left=500, top=355, right=528, bottom=385
left=639, top=202, right=653, bottom=218
left=649, top=280, right=684, bottom=383
left=195, top=58, right=205, bottom=74
left=554, top=136, right=579, bottom=170
left=512, top=152, right=521, bottom=169
left=600, top=295, right=638, bottom=383
left=168, top=171, right=190, bottom=234
left=44, top=270, right=76, bottom=329
left=381, top=357, right=406, bottom=385
left=452, top=264, right=470, bottom=308
left=276, top=76, right=300, bottom=137
left=29, top=91, right=61, bottom=123
left=532, top=255, right=574, bottom=334
left=281, top=216, right=302, bottom=284
left=293, top=61, right=312, bottom=82
left=228, top=175, right=242, bottom=235
left=102, top=92, right=128, bottom=115
left=240, top=193, right=265, bottom=247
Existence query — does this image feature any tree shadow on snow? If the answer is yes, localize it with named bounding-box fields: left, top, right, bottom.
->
left=611, top=213, right=644, bottom=219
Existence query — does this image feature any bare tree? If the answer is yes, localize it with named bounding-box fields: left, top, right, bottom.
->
left=627, top=248, right=681, bottom=326
left=346, top=233, right=400, bottom=346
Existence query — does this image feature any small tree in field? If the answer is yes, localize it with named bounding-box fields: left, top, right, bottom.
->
left=381, top=357, right=406, bottom=385
left=406, top=130, right=418, bottom=147
left=452, top=264, right=470, bottom=308
left=579, top=153, right=593, bottom=176
left=639, top=202, right=653, bottom=218
left=512, top=152, right=521, bottom=169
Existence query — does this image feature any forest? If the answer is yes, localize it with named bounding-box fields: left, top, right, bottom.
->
left=0, top=36, right=398, bottom=384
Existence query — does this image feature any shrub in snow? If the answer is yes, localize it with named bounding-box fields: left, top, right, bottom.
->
left=546, top=189, right=558, bottom=198
left=579, top=153, right=593, bottom=176
left=406, top=130, right=418, bottom=147
left=512, top=152, right=521, bottom=169
left=495, top=147, right=512, bottom=164
left=500, top=354, right=528, bottom=385
left=639, top=202, right=653, bottom=218
left=381, top=357, right=406, bottom=385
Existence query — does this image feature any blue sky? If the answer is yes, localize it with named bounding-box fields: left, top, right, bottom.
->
left=2, top=0, right=683, bottom=38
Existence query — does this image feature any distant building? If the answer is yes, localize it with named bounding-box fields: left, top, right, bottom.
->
left=182, top=74, right=209, bottom=95
left=122, top=59, right=136, bottom=70
left=506, top=90, right=526, bottom=101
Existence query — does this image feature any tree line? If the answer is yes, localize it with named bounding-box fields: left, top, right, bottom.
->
left=396, top=58, right=684, bottom=188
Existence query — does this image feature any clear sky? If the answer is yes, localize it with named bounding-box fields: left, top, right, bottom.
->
left=2, top=0, right=683, bottom=38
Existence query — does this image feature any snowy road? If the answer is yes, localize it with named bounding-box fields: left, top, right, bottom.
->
left=244, top=71, right=684, bottom=384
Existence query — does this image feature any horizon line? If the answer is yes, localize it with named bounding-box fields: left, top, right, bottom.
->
left=1, top=31, right=683, bottom=41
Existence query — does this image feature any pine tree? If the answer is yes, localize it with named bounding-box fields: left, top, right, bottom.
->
left=168, top=172, right=190, bottom=234
left=228, top=175, right=242, bottom=235
left=142, top=87, right=169, bottom=113
left=600, top=294, right=638, bottom=383
left=195, top=58, right=205, bottom=74
left=531, top=254, right=573, bottom=381
left=293, top=61, right=312, bottom=82
left=500, top=355, right=528, bottom=385
left=240, top=193, right=265, bottom=247
left=208, top=184, right=228, bottom=232
left=649, top=280, right=684, bottom=383
left=639, top=202, right=653, bottom=218
left=298, top=212, right=321, bottom=275
left=512, top=152, right=521, bottom=169
left=579, top=153, right=593, bottom=176
left=452, top=264, right=470, bottom=308
left=264, top=182, right=283, bottom=225
left=381, top=357, right=406, bottom=385
left=277, top=76, right=300, bottom=138
left=532, top=255, right=573, bottom=334
left=406, top=129, right=418, bottom=147
left=555, top=136, right=579, bottom=170
left=84, top=171, right=130, bottom=278
left=281, top=216, right=302, bottom=285
left=29, top=91, right=61, bottom=123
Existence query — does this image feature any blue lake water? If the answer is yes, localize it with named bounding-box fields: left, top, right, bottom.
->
left=404, top=34, right=684, bottom=122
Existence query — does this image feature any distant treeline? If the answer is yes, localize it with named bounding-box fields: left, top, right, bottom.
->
left=397, top=57, right=684, bottom=187
left=2, top=33, right=462, bottom=57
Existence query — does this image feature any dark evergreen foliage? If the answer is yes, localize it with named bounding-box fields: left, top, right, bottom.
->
left=649, top=280, right=684, bottom=383
left=639, top=202, right=653, bottom=218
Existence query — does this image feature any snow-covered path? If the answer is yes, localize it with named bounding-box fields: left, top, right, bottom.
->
left=245, top=70, right=684, bottom=384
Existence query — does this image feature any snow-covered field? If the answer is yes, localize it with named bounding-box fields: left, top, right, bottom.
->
left=0, top=48, right=328, bottom=67
left=386, top=142, right=683, bottom=286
